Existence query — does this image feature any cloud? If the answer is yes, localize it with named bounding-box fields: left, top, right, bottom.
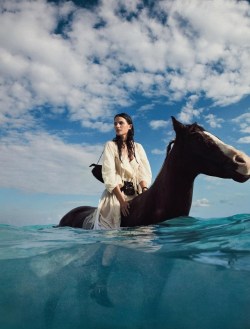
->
left=232, top=112, right=250, bottom=142
left=81, top=120, right=113, bottom=132
left=178, top=95, right=202, bottom=123
left=149, top=120, right=169, bottom=130
left=151, top=148, right=166, bottom=155
left=0, top=0, right=128, bottom=129
left=1, top=0, right=250, bottom=131
left=204, top=114, right=224, bottom=128
left=192, top=198, right=210, bottom=207
left=237, top=136, right=250, bottom=144
left=232, top=112, right=250, bottom=132
left=232, top=112, right=250, bottom=124
left=138, top=104, right=155, bottom=112
left=239, top=127, right=250, bottom=134
left=0, top=130, right=104, bottom=195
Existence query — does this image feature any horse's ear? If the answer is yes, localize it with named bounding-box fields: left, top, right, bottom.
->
left=171, top=116, right=186, bottom=134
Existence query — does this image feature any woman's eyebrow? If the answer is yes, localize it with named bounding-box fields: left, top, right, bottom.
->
left=114, top=121, right=125, bottom=125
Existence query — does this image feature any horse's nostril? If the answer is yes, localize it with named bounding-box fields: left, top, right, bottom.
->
left=235, top=155, right=246, bottom=164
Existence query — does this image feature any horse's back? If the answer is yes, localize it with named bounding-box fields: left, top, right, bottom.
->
left=59, top=206, right=96, bottom=228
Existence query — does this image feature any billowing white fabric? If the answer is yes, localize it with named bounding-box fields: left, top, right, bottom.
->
left=88, top=141, right=152, bottom=230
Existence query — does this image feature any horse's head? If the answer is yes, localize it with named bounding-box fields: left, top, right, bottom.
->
left=171, top=117, right=250, bottom=183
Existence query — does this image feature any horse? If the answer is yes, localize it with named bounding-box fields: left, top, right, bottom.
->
left=58, top=117, right=250, bottom=228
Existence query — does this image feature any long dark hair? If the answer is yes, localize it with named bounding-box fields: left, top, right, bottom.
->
left=113, top=113, right=135, bottom=161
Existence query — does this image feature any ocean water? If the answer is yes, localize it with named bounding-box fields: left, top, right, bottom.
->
left=0, top=214, right=250, bottom=329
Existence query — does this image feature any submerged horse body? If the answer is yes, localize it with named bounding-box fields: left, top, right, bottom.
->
left=59, top=117, right=250, bottom=228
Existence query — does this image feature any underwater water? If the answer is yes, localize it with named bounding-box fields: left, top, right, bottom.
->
left=0, top=215, right=250, bottom=329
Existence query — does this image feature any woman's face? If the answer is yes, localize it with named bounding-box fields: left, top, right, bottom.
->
left=114, top=116, right=132, bottom=140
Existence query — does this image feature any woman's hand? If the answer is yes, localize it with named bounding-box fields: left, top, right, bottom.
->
left=140, top=180, right=148, bottom=193
left=120, top=199, right=130, bottom=217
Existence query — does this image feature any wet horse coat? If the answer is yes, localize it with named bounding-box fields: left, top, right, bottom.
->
left=59, top=117, right=250, bottom=228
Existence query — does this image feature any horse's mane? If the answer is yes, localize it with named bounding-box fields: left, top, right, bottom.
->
left=167, top=139, right=175, bottom=156
left=152, top=139, right=175, bottom=183
left=165, top=122, right=207, bottom=156
left=157, top=123, right=205, bottom=178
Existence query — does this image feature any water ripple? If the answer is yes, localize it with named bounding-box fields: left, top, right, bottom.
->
left=0, top=214, right=250, bottom=270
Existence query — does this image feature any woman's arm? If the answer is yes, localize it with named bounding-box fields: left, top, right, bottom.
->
left=102, top=142, right=122, bottom=192
left=102, top=142, right=130, bottom=216
left=112, top=186, right=130, bottom=216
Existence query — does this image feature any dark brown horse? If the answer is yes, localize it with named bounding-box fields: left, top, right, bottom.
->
left=59, top=117, right=250, bottom=228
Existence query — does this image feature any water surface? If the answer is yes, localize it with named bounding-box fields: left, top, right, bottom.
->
left=0, top=214, right=250, bottom=329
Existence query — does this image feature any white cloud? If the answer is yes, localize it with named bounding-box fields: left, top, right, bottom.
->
left=232, top=112, right=250, bottom=133
left=192, top=198, right=210, bottom=207
left=1, top=0, right=250, bottom=131
left=178, top=94, right=202, bottom=123
left=232, top=112, right=250, bottom=142
left=0, top=0, right=127, bottom=129
left=232, top=113, right=250, bottom=124
left=0, top=130, right=104, bottom=195
left=138, top=104, right=155, bottom=112
left=149, top=120, right=169, bottom=130
left=204, top=114, right=224, bottom=128
left=240, top=127, right=250, bottom=134
left=81, top=120, right=113, bottom=133
left=238, top=136, right=250, bottom=144
left=151, top=148, right=166, bottom=155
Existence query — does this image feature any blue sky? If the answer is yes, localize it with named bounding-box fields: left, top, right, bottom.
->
left=0, top=0, right=250, bottom=226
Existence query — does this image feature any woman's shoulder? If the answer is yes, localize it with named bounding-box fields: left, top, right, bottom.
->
left=105, top=140, right=116, bottom=147
left=135, top=142, right=144, bottom=151
left=104, top=141, right=117, bottom=152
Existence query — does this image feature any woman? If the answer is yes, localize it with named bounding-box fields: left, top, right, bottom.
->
left=89, top=113, right=152, bottom=230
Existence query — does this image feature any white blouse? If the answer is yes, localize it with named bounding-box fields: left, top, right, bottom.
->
left=102, top=141, right=152, bottom=194
left=86, top=141, right=152, bottom=230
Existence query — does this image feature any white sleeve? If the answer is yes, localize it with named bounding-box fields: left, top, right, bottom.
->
left=136, top=143, right=152, bottom=187
left=102, top=141, right=121, bottom=193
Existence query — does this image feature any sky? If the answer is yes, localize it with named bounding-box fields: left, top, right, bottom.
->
left=0, top=0, right=250, bottom=226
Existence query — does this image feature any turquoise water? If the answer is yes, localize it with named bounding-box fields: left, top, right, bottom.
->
left=0, top=214, right=250, bottom=329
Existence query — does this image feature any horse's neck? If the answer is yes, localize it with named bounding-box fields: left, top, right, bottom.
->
left=152, top=146, right=195, bottom=217
left=124, top=144, right=196, bottom=226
